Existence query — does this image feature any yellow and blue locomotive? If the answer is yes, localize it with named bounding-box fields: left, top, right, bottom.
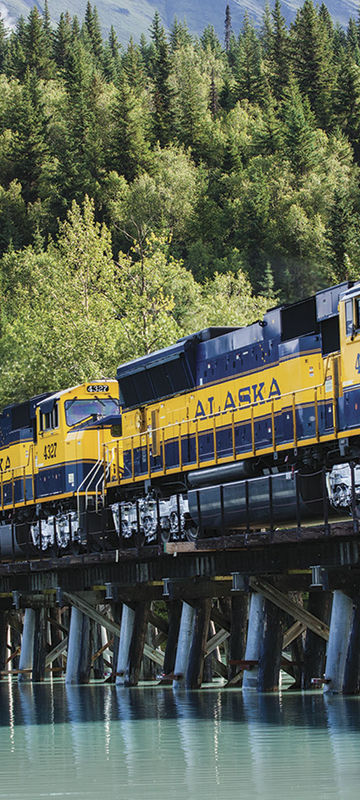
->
left=0, top=381, right=120, bottom=555
left=2, top=279, right=360, bottom=555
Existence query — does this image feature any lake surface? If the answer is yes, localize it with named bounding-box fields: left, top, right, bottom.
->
left=0, top=680, right=359, bottom=800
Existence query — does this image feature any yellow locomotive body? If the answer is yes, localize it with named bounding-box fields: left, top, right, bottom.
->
left=0, top=381, right=120, bottom=554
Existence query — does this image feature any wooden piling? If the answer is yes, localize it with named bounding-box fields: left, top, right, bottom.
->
left=173, top=601, right=196, bottom=688
left=343, top=598, right=360, bottom=695
left=92, top=623, right=105, bottom=679
left=324, top=590, right=353, bottom=694
left=163, top=600, right=181, bottom=678
left=18, top=608, right=36, bottom=682
left=229, top=594, right=249, bottom=682
left=110, top=601, right=122, bottom=681
left=127, top=602, right=150, bottom=686
left=303, top=591, right=332, bottom=689
left=78, top=613, right=93, bottom=684
left=243, top=592, right=265, bottom=690
left=186, top=598, right=212, bottom=689
left=116, top=604, right=135, bottom=685
left=48, top=607, right=64, bottom=674
left=32, top=607, right=47, bottom=682
left=0, top=612, right=7, bottom=673
left=257, top=600, right=286, bottom=692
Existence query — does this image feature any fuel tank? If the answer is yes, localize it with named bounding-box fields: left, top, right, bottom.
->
left=188, top=471, right=322, bottom=531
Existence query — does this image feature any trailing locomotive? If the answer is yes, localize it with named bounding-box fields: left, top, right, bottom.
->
left=2, top=280, right=360, bottom=556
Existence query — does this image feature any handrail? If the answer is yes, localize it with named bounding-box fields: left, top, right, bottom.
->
left=105, top=363, right=336, bottom=488
left=76, top=457, right=103, bottom=516
left=95, top=445, right=115, bottom=512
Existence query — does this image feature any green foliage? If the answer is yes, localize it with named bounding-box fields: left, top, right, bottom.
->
left=1, top=2, right=360, bottom=406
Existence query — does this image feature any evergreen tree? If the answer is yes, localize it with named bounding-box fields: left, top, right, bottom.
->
left=54, top=12, right=72, bottom=69
left=43, top=0, right=53, bottom=47
left=326, top=189, right=355, bottom=280
left=334, top=52, right=360, bottom=162
left=0, top=13, right=7, bottom=73
left=261, top=1, right=273, bottom=56
left=280, top=78, right=317, bottom=176
left=72, top=15, right=80, bottom=41
left=110, top=73, right=150, bottom=181
left=290, top=0, right=334, bottom=129
left=10, top=69, right=48, bottom=203
left=233, top=15, right=266, bottom=106
left=347, top=18, right=360, bottom=63
left=25, top=8, right=53, bottom=78
left=269, top=0, right=290, bottom=100
left=201, top=26, right=222, bottom=56
left=149, top=13, right=173, bottom=146
left=209, top=68, right=218, bottom=119
left=122, top=38, right=145, bottom=92
left=225, top=4, right=232, bottom=53
left=170, top=18, right=192, bottom=51
left=103, top=27, right=121, bottom=82
left=5, top=17, right=27, bottom=79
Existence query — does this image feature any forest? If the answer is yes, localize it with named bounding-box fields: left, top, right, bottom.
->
left=0, top=0, right=360, bottom=407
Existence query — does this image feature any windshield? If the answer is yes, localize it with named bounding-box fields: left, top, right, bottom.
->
left=65, top=398, right=119, bottom=427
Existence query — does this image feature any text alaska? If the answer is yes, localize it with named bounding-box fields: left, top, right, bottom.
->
left=194, top=378, right=281, bottom=419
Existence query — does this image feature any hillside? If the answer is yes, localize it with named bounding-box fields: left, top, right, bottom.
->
left=1, top=0, right=359, bottom=42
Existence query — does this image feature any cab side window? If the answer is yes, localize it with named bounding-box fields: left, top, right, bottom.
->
left=356, top=298, right=360, bottom=331
left=39, top=403, right=58, bottom=432
left=345, top=300, right=353, bottom=337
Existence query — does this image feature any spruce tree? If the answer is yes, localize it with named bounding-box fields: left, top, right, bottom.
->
left=290, top=0, right=334, bottom=129
left=170, top=18, right=191, bottom=51
left=225, top=4, right=232, bottom=53
left=110, top=73, right=150, bottom=180
left=326, top=189, right=354, bottom=280
left=280, top=78, right=317, bottom=176
left=150, top=13, right=173, bottom=146
left=347, top=18, right=360, bottom=63
left=334, top=52, right=360, bottom=162
left=233, top=15, right=266, bottom=106
left=25, top=8, right=53, bottom=78
left=123, top=38, right=145, bottom=92
left=261, top=1, right=273, bottom=56
left=6, top=17, right=27, bottom=79
left=209, top=68, right=218, bottom=118
left=103, top=26, right=121, bottom=82
left=0, top=13, right=7, bottom=73
left=10, top=69, right=48, bottom=204
left=54, top=12, right=72, bottom=69
left=270, top=0, right=290, bottom=100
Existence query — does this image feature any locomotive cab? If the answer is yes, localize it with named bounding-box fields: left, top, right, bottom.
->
left=339, top=283, right=360, bottom=387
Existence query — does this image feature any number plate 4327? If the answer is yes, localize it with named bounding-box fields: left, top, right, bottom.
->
left=44, top=443, right=57, bottom=459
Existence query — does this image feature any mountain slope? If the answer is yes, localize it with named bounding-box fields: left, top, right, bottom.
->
left=1, top=0, right=359, bottom=44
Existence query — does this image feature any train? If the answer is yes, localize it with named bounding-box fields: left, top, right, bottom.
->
left=1, top=279, right=360, bottom=557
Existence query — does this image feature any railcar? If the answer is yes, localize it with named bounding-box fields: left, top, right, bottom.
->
left=2, top=280, right=360, bottom=556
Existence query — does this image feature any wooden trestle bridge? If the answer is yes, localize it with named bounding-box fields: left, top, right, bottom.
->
left=1, top=485, right=360, bottom=695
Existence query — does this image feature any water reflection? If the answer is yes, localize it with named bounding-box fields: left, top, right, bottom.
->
left=0, top=682, right=358, bottom=799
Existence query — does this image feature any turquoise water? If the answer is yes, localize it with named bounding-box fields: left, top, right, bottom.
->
left=0, top=682, right=359, bottom=800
